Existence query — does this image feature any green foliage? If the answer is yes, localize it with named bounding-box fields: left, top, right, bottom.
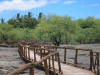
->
left=8, top=12, right=37, bottom=28
left=34, top=15, right=79, bottom=45
left=0, top=12, right=100, bottom=45
left=7, top=28, right=36, bottom=41
left=38, top=12, right=43, bottom=20
left=1, top=18, right=5, bottom=24
left=77, top=16, right=95, bottom=29
left=0, top=24, right=13, bottom=41
left=22, top=15, right=37, bottom=28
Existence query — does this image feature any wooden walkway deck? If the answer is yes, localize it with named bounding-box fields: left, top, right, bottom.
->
left=29, top=49, right=95, bottom=75
left=7, top=41, right=100, bottom=75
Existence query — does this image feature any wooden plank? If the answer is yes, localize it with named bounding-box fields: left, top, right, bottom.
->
left=15, top=44, right=96, bottom=75
left=30, top=49, right=95, bottom=75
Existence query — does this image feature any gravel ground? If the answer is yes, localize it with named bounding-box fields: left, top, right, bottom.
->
left=0, top=47, right=45, bottom=75
left=59, top=44, right=100, bottom=68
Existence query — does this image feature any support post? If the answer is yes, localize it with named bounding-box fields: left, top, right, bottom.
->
left=96, top=53, right=99, bottom=75
left=55, top=48, right=57, bottom=61
left=40, top=49, right=42, bottom=59
left=89, top=50, right=93, bottom=71
left=64, top=48, right=67, bottom=63
left=44, top=59, right=49, bottom=75
left=57, top=53, right=61, bottom=73
left=22, top=47, right=25, bottom=57
left=28, top=48, right=30, bottom=60
left=74, top=49, right=78, bottom=64
left=52, top=55, right=56, bottom=75
left=33, top=48, right=36, bottom=62
left=30, top=66, right=34, bottom=75
left=48, top=51, right=51, bottom=69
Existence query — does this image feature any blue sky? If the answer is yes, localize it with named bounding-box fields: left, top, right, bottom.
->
left=0, top=0, right=100, bottom=21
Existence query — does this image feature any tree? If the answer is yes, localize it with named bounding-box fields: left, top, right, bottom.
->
left=8, top=12, right=37, bottom=28
left=38, top=12, right=43, bottom=20
left=34, top=15, right=79, bottom=45
left=22, top=13, right=37, bottom=28
left=8, top=13, right=22, bottom=28
left=0, top=24, right=13, bottom=41
left=8, top=19, right=16, bottom=25
left=1, top=18, right=5, bottom=24
left=28, top=12, right=32, bottom=18
left=2, top=13, right=100, bottom=44
left=16, top=13, right=20, bottom=20
left=77, top=16, right=95, bottom=29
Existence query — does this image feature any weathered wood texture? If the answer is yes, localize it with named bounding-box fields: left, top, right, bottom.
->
left=8, top=42, right=98, bottom=75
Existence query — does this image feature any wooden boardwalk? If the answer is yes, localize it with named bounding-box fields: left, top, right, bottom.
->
left=7, top=41, right=100, bottom=75
left=29, top=49, right=95, bottom=75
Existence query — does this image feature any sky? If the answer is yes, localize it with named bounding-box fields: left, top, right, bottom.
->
left=0, top=0, right=100, bottom=21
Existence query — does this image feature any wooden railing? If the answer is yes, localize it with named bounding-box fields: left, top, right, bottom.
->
left=92, top=52, right=100, bottom=75
left=7, top=44, right=62, bottom=75
left=7, top=42, right=99, bottom=75
left=44, top=45, right=100, bottom=75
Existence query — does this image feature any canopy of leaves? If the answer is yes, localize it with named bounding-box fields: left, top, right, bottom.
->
left=8, top=12, right=37, bottom=28
left=0, top=12, right=100, bottom=45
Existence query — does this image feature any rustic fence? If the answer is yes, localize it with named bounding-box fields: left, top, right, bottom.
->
left=92, top=52, right=100, bottom=75
left=7, top=41, right=99, bottom=75
left=7, top=44, right=62, bottom=75
left=44, top=46, right=100, bottom=75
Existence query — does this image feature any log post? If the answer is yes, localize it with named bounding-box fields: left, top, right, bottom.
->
left=30, top=66, right=34, bottom=75
left=57, top=53, right=61, bottom=73
left=44, top=49, right=46, bottom=54
left=89, top=50, right=93, bottom=71
left=33, top=48, right=36, bottom=62
left=48, top=57, right=51, bottom=69
left=64, top=48, right=67, bottom=63
left=96, top=53, right=99, bottom=75
left=22, top=49, right=23, bottom=55
left=26, top=47, right=28, bottom=59
left=28, top=48, right=30, bottom=60
left=74, top=49, right=78, bottom=65
left=23, top=47, right=26, bottom=58
left=23, top=47, right=25, bottom=57
left=44, top=59, right=49, bottom=75
left=40, top=49, right=42, bottom=59
left=52, top=55, right=56, bottom=75
left=48, top=51, right=51, bottom=69
left=25, top=47, right=27, bottom=59
left=55, top=48, right=57, bottom=61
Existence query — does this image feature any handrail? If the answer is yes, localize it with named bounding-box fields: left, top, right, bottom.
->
left=7, top=51, right=59, bottom=75
left=45, top=45, right=92, bottom=51
left=44, top=45, right=93, bottom=64
left=7, top=63, right=32, bottom=75
left=8, top=44, right=62, bottom=75
left=44, top=45, right=100, bottom=75
left=8, top=42, right=99, bottom=75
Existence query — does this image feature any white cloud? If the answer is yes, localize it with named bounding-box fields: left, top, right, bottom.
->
left=64, top=0, right=76, bottom=5
left=82, top=3, right=100, bottom=8
left=0, top=0, right=48, bottom=12
left=49, top=0, right=60, bottom=4
left=89, top=3, right=100, bottom=7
